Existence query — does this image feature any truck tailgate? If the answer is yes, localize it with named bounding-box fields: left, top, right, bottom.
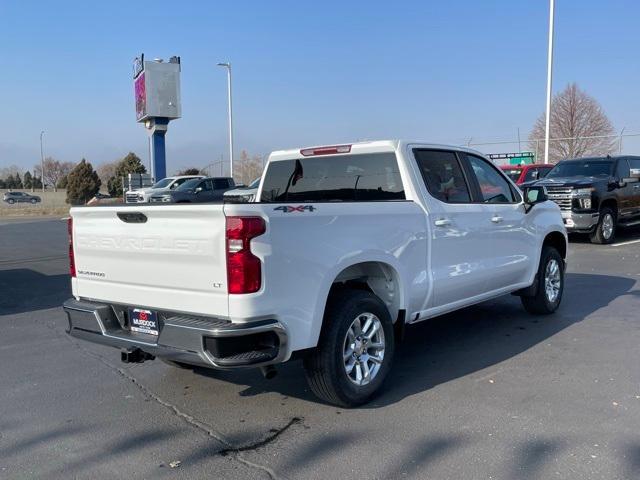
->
left=70, top=205, right=228, bottom=317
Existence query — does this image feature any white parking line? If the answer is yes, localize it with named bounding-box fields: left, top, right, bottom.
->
left=610, top=239, right=640, bottom=247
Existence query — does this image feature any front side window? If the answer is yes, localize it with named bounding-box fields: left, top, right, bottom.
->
left=201, top=180, right=213, bottom=191
left=414, top=150, right=471, bottom=203
left=616, top=159, right=630, bottom=179
left=466, top=154, right=515, bottom=203
left=503, top=168, right=523, bottom=182
left=260, top=152, right=404, bottom=202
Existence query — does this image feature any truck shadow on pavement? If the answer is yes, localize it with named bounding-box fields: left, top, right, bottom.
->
left=0, top=268, right=70, bottom=316
left=195, top=272, right=636, bottom=407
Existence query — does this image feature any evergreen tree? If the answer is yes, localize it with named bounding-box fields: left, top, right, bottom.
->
left=0, top=178, right=5, bottom=189
left=107, top=152, right=146, bottom=197
left=23, top=171, right=33, bottom=189
left=14, top=173, right=23, bottom=189
left=5, top=174, right=15, bottom=189
left=66, top=159, right=101, bottom=205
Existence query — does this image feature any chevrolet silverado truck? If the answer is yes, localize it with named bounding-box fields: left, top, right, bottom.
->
left=63, top=140, right=567, bottom=407
left=534, top=155, right=640, bottom=244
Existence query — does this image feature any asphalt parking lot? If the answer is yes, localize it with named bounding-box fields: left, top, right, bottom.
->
left=1, top=217, right=640, bottom=479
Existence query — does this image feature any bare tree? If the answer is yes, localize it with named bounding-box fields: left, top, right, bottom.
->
left=529, top=83, right=616, bottom=163
left=96, top=160, right=119, bottom=189
left=235, top=150, right=264, bottom=185
left=34, top=158, right=74, bottom=191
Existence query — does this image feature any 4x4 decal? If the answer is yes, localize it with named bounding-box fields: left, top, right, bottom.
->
left=274, top=205, right=316, bottom=213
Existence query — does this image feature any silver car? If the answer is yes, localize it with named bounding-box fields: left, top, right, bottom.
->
left=3, top=191, right=41, bottom=204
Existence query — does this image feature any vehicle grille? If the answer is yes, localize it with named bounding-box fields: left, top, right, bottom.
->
left=125, top=193, right=143, bottom=203
left=545, top=186, right=573, bottom=211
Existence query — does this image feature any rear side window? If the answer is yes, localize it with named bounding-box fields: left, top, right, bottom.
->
left=628, top=158, right=640, bottom=171
left=213, top=179, right=229, bottom=189
left=260, top=153, right=405, bottom=202
left=414, top=150, right=471, bottom=203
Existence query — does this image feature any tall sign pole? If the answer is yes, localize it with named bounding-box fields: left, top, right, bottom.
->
left=217, top=62, right=234, bottom=178
left=544, top=0, right=555, bottom=165
left=133, top=54, right=181, bottom=181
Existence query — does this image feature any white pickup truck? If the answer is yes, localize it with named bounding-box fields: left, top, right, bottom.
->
left=64, top=140, right=567, bottom=407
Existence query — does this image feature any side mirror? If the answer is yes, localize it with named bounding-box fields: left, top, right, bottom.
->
left=523, top=186, right=547, bottom=212
left=623, top=168, right=640, bottom=184
left=195, top=187, right=203, bottom=193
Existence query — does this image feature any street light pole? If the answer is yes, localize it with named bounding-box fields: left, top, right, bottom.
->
left=39, top=130, right=45, bottom=192
left=217, top=62, right=234, bottom=178
left=543, top=0, right=555, bottom=165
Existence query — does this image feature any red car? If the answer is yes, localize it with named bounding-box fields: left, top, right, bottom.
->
left=500, top=164, right=553, bottom=185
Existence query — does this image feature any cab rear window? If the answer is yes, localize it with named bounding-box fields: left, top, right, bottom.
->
left=260, top=153, right=405, bottom=202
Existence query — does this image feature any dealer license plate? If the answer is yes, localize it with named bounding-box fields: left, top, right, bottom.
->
left=128, top=308, right=159, bottom=336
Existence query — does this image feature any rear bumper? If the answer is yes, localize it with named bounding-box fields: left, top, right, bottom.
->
left=562, top=211, right=599, bottom=232
left=63, top=298, right=288, bottom=369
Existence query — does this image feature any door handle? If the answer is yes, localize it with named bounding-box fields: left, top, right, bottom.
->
left=491, top=216, right=504, bottom=223
left=434, top=218, right=451, bottom=227
left=634, top=184, right=640, bottom=189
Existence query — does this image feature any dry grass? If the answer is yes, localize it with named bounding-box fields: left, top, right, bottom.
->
left=0, top=189, right=70, bottom=217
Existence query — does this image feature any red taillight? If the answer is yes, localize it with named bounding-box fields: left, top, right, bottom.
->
left=300, top=144, right=351, bottom=156
left=226, top=216, right=266, bottom=294
left=67, top=217, right=76, bottom=277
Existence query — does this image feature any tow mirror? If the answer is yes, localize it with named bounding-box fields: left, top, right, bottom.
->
left=523, top=186, right=547, bottom=212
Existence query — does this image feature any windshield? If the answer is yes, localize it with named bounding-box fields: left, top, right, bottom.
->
left=151, top=178, right=174, bottom=189
left=175, top=179, right=201, bottom=191
left=547, top=160, right=613, bottom=178
left=502, top=168, right=522, bottom=181
left=248, top=178, right=261, bottom=188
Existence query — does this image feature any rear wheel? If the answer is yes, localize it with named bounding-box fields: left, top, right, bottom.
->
left=7, top=199, right=14, bottom=204
left=521, top=246, right=564, bottom=315
left=303, top=290, right=395, bottom=407
left=590, top=207, right=616, bottom=244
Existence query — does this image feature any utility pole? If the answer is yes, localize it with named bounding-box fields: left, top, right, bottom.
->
left=543, top=0, right=555, bottom=164
left=217, top=62, right=234, bottom=178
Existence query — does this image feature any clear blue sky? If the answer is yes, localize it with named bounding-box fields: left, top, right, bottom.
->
left=2, top=0, right=639, bottom=173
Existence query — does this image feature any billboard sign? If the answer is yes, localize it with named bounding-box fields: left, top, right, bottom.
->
left=134, top=72, right=146, bottom=121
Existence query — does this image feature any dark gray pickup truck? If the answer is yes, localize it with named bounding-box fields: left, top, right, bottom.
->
left=149, top=177, right=235, bottom=203
left=534, top=155, right=640, bottom=244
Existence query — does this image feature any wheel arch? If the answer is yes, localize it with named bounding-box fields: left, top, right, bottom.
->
left=309, top=258, right=407, bottom=349
left=542, top=230, right=567, bottom=260
left=600, top=197, right=618, bottom=215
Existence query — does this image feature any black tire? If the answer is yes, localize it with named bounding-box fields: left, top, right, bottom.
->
left=160, top=358, right=193, bottom=369
left=7, top=199, right=14, bottom=204
left=590, top=207, right=616, bottom=244
left=31, top=198, right=37, bottom=204
left=303, top=290, right=395, bottom=407
left=521, top=246, right=564, bottom=315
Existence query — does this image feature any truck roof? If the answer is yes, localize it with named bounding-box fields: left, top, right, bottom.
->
left=268, top=140, right=487, bottom=162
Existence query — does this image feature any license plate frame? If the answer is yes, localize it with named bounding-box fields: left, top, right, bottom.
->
left=128, top=308, right=159, bottom=336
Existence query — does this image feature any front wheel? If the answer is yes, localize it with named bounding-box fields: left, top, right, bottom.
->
left=521, top=246, right=564, bottom=315
left=30, top=198, right=37, bottom=204
left=303, top=290, right=395, bottom=407
left=590, top=207, right=616, bottom=244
